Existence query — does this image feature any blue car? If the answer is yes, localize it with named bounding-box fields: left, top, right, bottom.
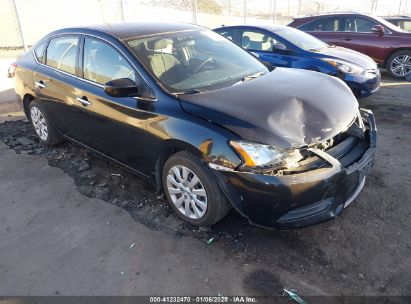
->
left=214, top=25, right=380, bottom=97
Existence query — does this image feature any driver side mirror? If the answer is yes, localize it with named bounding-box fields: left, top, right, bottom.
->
left=273, top=43, right=290, bottom=53
left=104, top=78, right=139, bottom=98
left=372, top=25, right=385, bottom=36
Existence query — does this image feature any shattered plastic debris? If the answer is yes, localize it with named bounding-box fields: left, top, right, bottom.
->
left=283, top=288, right=305, bottom=304
left=207, top=237, right=215, bottom=245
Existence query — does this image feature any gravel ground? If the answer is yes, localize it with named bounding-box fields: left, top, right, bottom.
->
left=0, top=75, right=410, bottom=296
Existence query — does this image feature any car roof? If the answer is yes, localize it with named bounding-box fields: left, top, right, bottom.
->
left=294, top=12, right=372, bottom=20
left=382, top=16, right=411, bottom=20
left=51, top=22, right=203, bottom=40
left=216, top=24, right=289, bottom=32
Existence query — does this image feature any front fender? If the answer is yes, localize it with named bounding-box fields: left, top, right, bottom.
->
left=147, top=112, right=242, bottom=171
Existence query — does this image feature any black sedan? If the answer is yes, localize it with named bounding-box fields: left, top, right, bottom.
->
left=10, top=22, right=377, bottom=229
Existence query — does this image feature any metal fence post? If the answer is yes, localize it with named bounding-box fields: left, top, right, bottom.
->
left=192, top=0, right=197, bottom=24
left=119, top=0, right=125, bottom=21
left=11, top=0, right=27, bottom=51
left=243, top=0, right=246, bottom=24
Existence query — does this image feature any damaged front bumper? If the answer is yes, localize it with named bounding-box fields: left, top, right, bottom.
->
left=212, top=109, right=377, bottom=229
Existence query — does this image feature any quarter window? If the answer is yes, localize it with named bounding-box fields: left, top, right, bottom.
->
left=46, top=37, right=79, bottom=74
left=241, top=31, right=276, bottom=51
left=83, top=38, right=136, bottom=85
left=34, top=41, right=47, bottom=63
left=299, top=17, right=341, bottom=32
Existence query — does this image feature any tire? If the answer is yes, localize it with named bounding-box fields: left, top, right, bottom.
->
left=29, top=100, right=64, bottom=146
left=162, top=150, right=231, bottom=227
left=386, top=50, right=411, bottom=79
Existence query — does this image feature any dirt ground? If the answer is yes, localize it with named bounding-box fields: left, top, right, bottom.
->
left=0, top=60, right=410, bottom=296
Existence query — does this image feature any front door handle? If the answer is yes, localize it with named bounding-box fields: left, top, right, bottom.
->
left=76, top=96, right=92, bottom=107
left=342, top=37, right=352, bottom=41
left=35, top=80, right=46, bottom=89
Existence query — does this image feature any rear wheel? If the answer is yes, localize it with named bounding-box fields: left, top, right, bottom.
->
left=387, top=50, right=411, bottom=79
left=29, top=100, right=64, bottom=146
left=162, top=151, right=230, bottom=227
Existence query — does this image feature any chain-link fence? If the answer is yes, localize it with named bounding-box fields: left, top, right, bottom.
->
left=1, top=0, right=409, bottom=49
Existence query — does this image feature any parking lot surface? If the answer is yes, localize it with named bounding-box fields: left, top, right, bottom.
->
left=0, top=51, right=410, bottom=296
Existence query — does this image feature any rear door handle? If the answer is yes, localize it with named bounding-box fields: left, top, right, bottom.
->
left=342, top=37, right=352, bottom=41
left=76, top=96, right=92, bottom=107
left=35, top=80, right=46, bottom=89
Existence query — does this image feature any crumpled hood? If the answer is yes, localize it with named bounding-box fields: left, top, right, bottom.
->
left=319, top=46, right=377, bottom=69
left=179, top=68, right=358, bottom=149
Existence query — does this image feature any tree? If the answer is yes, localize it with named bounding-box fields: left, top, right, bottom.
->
left=181, top=0, right=222, bottom=14
left=198, top=0, right=222, bottom=14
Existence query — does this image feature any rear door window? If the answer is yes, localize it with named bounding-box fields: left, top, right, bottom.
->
left=241, top=30, right=277, bottom=51
left=216, top=29, right=236, bottom=41
left=299, top=17, right=341, bottom=32
left=46, top=36, right=79, bottom=74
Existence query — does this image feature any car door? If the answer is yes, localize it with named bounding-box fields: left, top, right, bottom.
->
left=69, top=36, right=155, bottom=174
left=32, top=35, right=80, bottom=134
left=239, top=29, right=297, bottom=68
left=298, top=16, right=343, bottom=46
left=339, top=16, right=387, bottom=61
left=341, top=15, right=392, bottom=63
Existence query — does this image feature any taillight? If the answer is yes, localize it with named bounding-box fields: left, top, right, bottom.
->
left=8, top=63, right=17, bottom=78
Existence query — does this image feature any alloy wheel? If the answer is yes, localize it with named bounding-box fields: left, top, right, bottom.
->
left=166, top=165, right=208, bottom=219
left=390, top=54, right=411, bottom=77
left=30, top=106, right=48, bottom=141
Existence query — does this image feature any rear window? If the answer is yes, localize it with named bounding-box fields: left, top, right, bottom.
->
left=46, top=36, right=79, bottom=74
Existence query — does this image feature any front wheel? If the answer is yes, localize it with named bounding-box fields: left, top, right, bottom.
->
left=162, top=151, right=231, bottom=227
left=29, top=100, right=64, bottom=146
left=387, top=50, right=411, bottom=79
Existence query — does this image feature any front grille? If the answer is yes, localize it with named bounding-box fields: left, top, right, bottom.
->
left=281, top=116, right=369, bottom=175
left=367, top=79, right=380, bottom=91
left=365, top=68, right=380, bottom=92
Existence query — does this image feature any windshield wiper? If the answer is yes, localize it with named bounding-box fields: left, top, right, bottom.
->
left=175, top=89, right=206, bottom=95
left=242, top=71, right=265, bottom=82
left=233, top=72, right=265, bottom=85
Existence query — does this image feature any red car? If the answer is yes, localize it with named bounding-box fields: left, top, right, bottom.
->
left=289, top=13, right=411, bottom=79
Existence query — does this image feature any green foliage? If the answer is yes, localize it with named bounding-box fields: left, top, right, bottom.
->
left=197, top=0, right=222, bottom=14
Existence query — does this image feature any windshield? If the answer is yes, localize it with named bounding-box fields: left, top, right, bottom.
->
left=127, top=29, right=268, bottom=93
left=275, top=26, right=328, bottom=51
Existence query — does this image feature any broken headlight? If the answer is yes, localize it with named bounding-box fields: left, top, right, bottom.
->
left=322, top=58, right=364, bottom=74
left=229, top=140, right=304, bottom=172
